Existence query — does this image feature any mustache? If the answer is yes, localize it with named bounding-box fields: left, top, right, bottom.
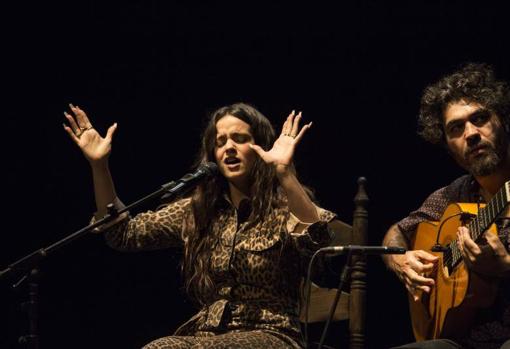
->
left=464, top=140, right=493, bottom=158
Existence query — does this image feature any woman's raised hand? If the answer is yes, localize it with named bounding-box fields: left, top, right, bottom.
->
left=63, top=104, right=118, bottom=164
left=250, top=110, right=311, bottom=174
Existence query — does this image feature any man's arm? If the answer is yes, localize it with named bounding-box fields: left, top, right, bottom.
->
left=382, top=224, right=410, bottom=270
left=382, top=223, right=437, bottom=300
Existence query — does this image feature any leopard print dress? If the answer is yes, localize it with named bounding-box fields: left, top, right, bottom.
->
left=104, top=196, right=335, bottom=348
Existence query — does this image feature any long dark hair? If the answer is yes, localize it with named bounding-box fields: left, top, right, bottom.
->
left=182, top=103, right=285, bottom=306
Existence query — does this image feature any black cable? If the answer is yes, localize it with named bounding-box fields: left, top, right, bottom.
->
left=317, top=249, right=353, bottom=349
left=304, top=249, right=322, bottom=348
left=433, top=212, right=471, bottom=250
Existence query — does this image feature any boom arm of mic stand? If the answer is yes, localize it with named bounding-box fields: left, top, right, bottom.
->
left=0, top=180, right=178, bottom=280
left=0, top=175, right=196, bottom=349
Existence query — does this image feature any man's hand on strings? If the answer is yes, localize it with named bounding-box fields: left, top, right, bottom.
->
left=392, top=250, right=438, bottom=301
left=457, top=226, right=510, bottom=277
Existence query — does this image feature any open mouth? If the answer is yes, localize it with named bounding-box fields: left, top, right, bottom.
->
left=224, top=157, right=241, bottom=166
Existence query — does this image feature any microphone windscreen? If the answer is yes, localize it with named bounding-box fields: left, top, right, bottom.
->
left=201, top=162, right=218, bottom=176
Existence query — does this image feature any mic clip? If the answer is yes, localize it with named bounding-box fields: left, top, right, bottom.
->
left=431, top=244, right=448, bottom=252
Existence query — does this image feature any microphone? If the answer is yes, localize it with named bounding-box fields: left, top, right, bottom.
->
left=320, top=245, right=406, bottom=255
left=161, top=162, right=218, bottom=201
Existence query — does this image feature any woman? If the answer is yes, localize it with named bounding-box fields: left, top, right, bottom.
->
left=63, top=103, right=335, bottom=348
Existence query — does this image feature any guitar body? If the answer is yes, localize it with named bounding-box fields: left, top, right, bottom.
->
left=409, top=203, right=499, bottom=341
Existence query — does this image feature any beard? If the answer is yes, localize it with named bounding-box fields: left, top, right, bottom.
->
left=463, top=128, right=508, bottom=176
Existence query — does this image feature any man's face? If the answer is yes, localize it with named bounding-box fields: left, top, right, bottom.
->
left=444, top=100, right=508, bottom=176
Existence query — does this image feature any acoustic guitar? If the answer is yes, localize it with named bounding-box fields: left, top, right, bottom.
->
left=409, top=181, right=510, bottom=341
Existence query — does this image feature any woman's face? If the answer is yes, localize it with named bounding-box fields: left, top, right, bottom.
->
left=214, top=115, right=257, bottom=191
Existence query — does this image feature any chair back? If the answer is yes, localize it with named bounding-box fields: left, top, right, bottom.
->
left=299, top=177, right=368, bottom=349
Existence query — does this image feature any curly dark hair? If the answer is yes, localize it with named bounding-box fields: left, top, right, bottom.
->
left=418, top=63, right=510, bottom=145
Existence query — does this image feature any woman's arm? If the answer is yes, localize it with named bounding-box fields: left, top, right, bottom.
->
left=250, top=110, right=319, bottom=223
left=63, top=104, right=119, bottom=219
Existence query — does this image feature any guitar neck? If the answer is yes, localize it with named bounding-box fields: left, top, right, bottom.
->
left=449, top=181, right=510, bottom=267
left=469, top=187, right=510, bottom=241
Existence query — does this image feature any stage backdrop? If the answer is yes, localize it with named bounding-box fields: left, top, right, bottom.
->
left=1, top=2, right=509, bottom=348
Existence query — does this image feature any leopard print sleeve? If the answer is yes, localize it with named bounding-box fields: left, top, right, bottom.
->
left=104, top=197, right=193, bottom=251
left=287, top=206, right=336, bottom=254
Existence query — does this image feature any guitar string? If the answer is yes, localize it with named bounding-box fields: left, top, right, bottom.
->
left=443, top=189, right=507, bottom=269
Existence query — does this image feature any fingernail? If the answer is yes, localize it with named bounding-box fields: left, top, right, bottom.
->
left=69, top=103, right=75, bottom=108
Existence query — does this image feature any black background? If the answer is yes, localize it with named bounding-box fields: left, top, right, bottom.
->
left=1, top=1, right=509, bottom=348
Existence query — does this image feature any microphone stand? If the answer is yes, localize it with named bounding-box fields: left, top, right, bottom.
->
left=315, top=246, right=406, bottom=349
left=0, top=178, right=190, bottom=348
left=316, top=249, right=354, bottom=349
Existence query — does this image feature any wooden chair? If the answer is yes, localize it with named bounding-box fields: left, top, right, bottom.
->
left=299, top=177, right=368, bottom=349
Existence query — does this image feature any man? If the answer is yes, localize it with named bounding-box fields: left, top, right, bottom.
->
left=383, top=63, right=510, bottom=349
